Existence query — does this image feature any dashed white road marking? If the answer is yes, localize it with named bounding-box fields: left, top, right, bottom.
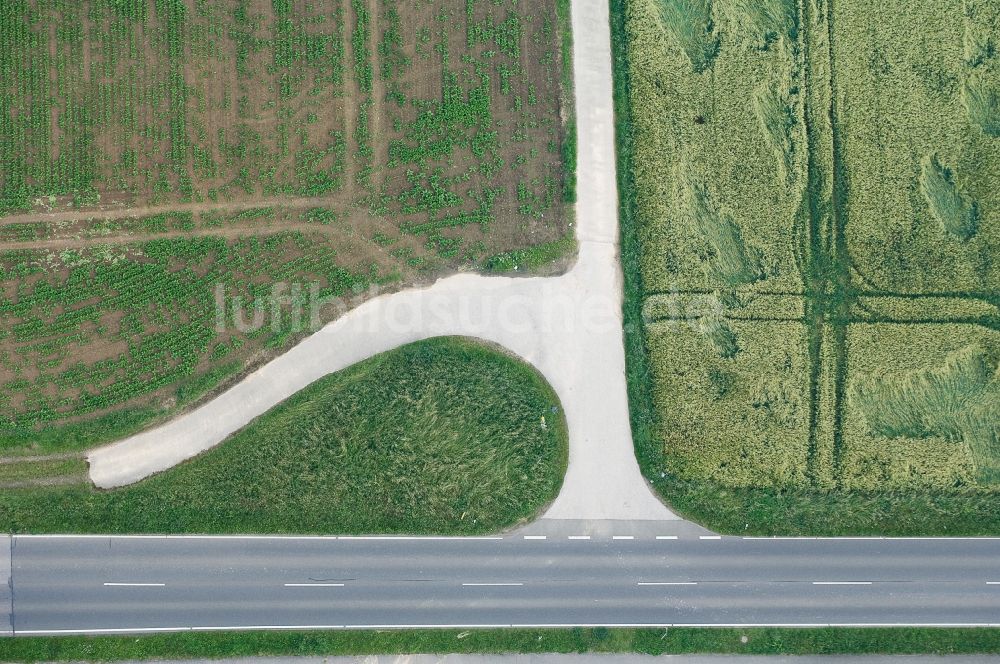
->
left=987, top=582, right=1000, bottom=585
left=462, top=583, right=524, bottom=587
left=523, top=535, right=547, bottom=540
left=812, top=581, right=873, bottom=586
left=637, top=582, right=698, bottom=586
left=612, top=536, right=634, bottom=540
left=699, top=536, right=722, bottom=540
left=567, top=535, right=591, bottom=540
left=656, top=535, right=679, bottom=540
left=283, top=583, right=345, bottom=587
left=103, top=582, right=165, bottom=587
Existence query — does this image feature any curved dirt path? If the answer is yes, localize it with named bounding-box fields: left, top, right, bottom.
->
left=88, top=0, right=678, bottom=522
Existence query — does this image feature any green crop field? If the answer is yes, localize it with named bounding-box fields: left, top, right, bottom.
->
left=615, top=0, right=1000, bottom=534
left=0, top=0, right=575, bottom=472
left=0, top=337, right=568, bottom=533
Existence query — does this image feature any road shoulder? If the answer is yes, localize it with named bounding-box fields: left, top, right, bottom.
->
left=1, top=535, right=11, bottom=636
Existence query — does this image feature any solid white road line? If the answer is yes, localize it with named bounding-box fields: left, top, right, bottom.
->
left=736, top=536, right=1000, bottom=541
left=283, top=583, right=345, bottom=587
left=18, top=535, right=505, bottom=541
left=18, top=622, right=1000, bottom=634
left=813, top=537, right=1000, bottom=541
left=336, top=536, right=505, bottom=541
left=812, top=581, right=873, bottom=585
left=103, top=582, right=165, bottom=587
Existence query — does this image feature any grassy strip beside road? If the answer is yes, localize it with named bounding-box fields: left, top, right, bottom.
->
left=610, top=0, right=662, bottom=525
left=640, top=475, right=1000, bottom=537
left=5, top=627, right=1000, bottom=661
left=0, top=337, right=567, bottom=534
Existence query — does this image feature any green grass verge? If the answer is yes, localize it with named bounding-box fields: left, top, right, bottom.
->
left=610, top=0, right=669, bottom=525
left=641, top=475, right=1000, bottom=536
left=0, top=337, right=567, bottom=534
left=6, top=627, right=1000, bottom=661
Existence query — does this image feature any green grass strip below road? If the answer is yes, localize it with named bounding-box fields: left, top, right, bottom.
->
left=5, top=628, right=1000, bottom=661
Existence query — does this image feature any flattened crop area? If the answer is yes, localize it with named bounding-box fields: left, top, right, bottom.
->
left=0, top=0, right=573, bottom=462
left=622, top=0, right=1000, bottom=525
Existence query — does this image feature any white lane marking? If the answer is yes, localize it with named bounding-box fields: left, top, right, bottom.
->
left=812, top=581, right=873, bottom=585
left=699, top=536, right=722, bottom=540
left=461, top=583, right=524, bottom=587
left=19, top=533, right=1000, bottom=541
left=336, top=536, right=504, bottom=541
left=637, top=582, right=697, bottom=586
left=813, top=537, right=1000, bottom=541
left=811, top=537, right=1000, bottom=541
left=612, top=536, right=634, bottom=540
left=283, top=583, right=345, bottom=587
left=987, top=582, right=1000, bottom=585
left=19, top=622, right=1000, bottom=634
left=103, top=582, right=165, bottom=587
left=741, top=537, right=1000, bottom=541
left=19, top=534, right=307, bottom=540
left=16, top=534, right=504, bottom=541
left=523, top=535, right=547, bottom=540
left=567, top=535, right=591, bottom=540
left=656, top=535, right=678, bottom=540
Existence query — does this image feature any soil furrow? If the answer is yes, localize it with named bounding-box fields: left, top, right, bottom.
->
left=0, top=223, right=343, bottom=252
left=0, top=195, right=342, bottom=226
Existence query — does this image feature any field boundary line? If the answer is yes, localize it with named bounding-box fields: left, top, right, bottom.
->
left=0, top=195, right=343, bottom=226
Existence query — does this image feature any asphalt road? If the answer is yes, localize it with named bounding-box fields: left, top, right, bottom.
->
left=7, top=528, right=1000, bottom=635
